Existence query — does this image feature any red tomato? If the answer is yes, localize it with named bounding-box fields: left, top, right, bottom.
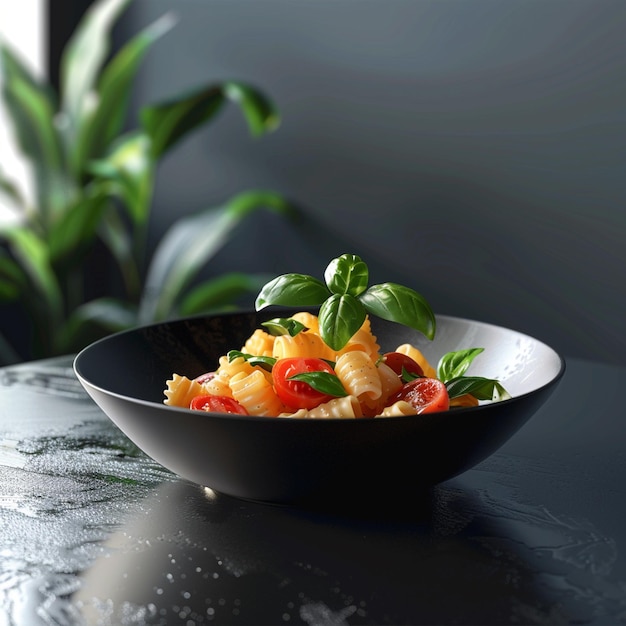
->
left=273, top=357, right=335, bottom=411
left=189, top=394, right=249, bottom=415
left=391, top=377, right=450, bottom=414
left=383, top=352, right=424, bottom=378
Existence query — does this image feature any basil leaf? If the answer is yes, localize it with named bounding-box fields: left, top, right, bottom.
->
left=437, top=348, right=485, bottom=382
left=287, top=371, right=347, bottom=397
left=324, top=253, right=369, bottom=297
left=255, top=273, right=329, bottom=310
left=261, top=317, right=308, bottom=337
left=445, top=376, right=511, bottom=401
left=254, top=254, right=437, bottom=349
left=227, top=350, right=276, bottom=372
left=358, top=282, right=436, bottom=340
left=318, top=293, right=367, bottom=351
left=401, top=366, right=423, bottom=383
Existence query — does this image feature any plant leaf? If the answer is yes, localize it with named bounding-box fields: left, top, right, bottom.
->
left=0, top=166, right=27, bottom=210
left=70, top=13, right=175, bottom=176
left=359, top=282, right=436, bottom=341
left=445, top=376, right=511, bottom=402
left=56, top=297, right=138, bottom=354
left=60, top=0, right=133, bottom=135
left=141, top=80, right=279, bottom=160
left=140, top=85, right=225, bottom=160
left=0, top=226, right=63, bottom=320
left=0, top=252, right=23, bottom=301
left=47, top=191, right=110, bottom=263
left=222, top=82, right=280, bottom=137
left=1, top=45, right=71, bottom=220
left=324, top=253, right=369, bottom=297
left=140, top=190, right=294, bottom=323
left=179, top=272, right=271, bottom=316
left=97, top=207, right=141, bottom=299
left=318, top=293, right=366, bottom=351
left=89, top=132, right=153, bottom=225
left=437, top=348, right=485, bottom=382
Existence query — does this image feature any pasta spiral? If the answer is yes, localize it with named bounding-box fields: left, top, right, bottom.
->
left=377, top=400, right=418, bottom=417
left=280, top=395, right=362, bottom=419
left=229, top=370, right=285, bottom=416
left=273, top=331, right=335, bottom=361
left=336, top=317, right=380, bottom=361
left=241, top=328, right=275, bottom=357
left=164, top=374, right=203, bottom=408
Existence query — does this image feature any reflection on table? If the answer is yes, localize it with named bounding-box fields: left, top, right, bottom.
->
left=1, top=355, right=625, bottom=625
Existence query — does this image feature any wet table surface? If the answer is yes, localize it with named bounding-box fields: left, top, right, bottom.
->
left=1, top=355, right=625, bottom=626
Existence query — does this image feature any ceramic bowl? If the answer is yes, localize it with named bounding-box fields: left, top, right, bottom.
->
left=74, top=310, right=565, bottom=505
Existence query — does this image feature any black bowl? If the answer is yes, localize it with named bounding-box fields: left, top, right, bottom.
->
left=74, top=311, right=565, bottom=505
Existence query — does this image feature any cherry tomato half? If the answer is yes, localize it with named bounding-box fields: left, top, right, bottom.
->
left=190, top=394, right=249, bottom=415
left=383, top=352, right=424, bottom=378
left=391, top=377, right=450, bottom=414
left=273, top=357, right=335, bottom=411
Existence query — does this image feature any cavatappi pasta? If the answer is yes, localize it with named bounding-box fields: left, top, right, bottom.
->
left=163, top=312, right=479, bottom=418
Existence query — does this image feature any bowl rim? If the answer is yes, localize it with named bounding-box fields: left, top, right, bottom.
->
left=73, top=311, right=567, bottom=423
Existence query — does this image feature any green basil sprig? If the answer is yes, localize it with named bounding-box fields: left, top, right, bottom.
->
left=255, top=253, right=436, bottom=351
left=437, top=348, right=485, bottom=381
left=287, top=371, right=348, bottom=398
left=401, top=366, right=421, bottom=384
left=437, top=348, right=511, bottom=401
left=445, top=376, right=511, bottom=402
left=261, top=317, right=308, bottom=337
left=227, top=350, right=276, bottom=372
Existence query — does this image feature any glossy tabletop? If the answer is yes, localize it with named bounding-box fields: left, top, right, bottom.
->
left=1, top=355, right=625, bottom=625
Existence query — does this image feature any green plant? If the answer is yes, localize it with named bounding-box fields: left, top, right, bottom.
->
left=0, top=0, right=294, bottom=364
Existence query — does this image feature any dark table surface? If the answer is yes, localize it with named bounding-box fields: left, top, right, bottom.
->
left=1, top=354, right=625, bottom=626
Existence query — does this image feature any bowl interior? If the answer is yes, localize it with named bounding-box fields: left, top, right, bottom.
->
left=75, top=310, right=562, bottom=404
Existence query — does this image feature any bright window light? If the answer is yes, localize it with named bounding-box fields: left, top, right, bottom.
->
left=0, top=1, right=46, bottom=223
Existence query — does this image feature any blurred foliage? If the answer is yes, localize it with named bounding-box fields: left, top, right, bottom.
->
left=0, top=0, right=295, bottom=364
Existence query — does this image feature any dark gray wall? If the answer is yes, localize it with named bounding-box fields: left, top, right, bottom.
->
left=121, top=0, right=625, bottom=365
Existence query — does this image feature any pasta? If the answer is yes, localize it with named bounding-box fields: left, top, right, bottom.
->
left=334, top=350, right=382, bottom=403
left=164, top=374, right=204, bottom=408
left=280, top=395, right=362, bottom=419
left=336, top=317, right=380, bottom=361
left=229, top=369, right=285, bottom=416
left=378, top=400, right=418, bottom=417
left=394, top=343, right=437, bottom=378
left=163, top=311, right=500, bottom=418
left=242, top=328, right=275, bottom=357
left=273, top=331, right=336, bottom=361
